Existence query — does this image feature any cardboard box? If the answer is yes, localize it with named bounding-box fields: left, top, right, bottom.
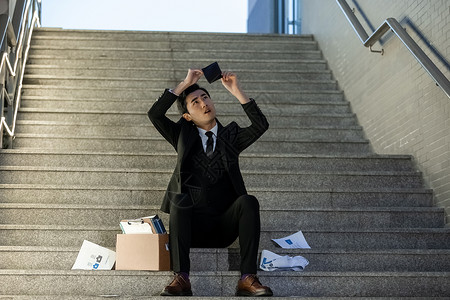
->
left=115, top=234, right=171, bottom=271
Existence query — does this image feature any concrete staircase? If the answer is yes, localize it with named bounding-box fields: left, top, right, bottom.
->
left=0, top=28, right=449, bottom=298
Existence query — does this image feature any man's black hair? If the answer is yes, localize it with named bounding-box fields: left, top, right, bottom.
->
left=177, top=84, right=210, bottom=114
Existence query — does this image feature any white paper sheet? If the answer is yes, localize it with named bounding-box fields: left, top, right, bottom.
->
left=119, top=221, right=153, bottom=234
left=72, top=240, right=116, bottom=270
left=271, top=230, right=311, bottom=249
left=260, top=249, right=309, bottom=271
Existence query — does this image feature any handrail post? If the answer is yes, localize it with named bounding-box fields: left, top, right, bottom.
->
left=335, top=0, right=369, bottom=43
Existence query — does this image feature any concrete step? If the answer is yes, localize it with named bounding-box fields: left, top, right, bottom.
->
left=20, top=91, right=345, bottom=104
left=33, top=28, right=315, bottom=41
left=20, top=98, right=348, bottom=114
left=22, top=75, right=337, bottom=91
left=0, top=269, right=448, bottom=297
left=0, top=246, right=233, bottom=272
left=0, top=166, right=423, bottom=189
left=29, top=47, right=323, bottom=60
left=21, top=85, right=344, bottom=102
left=4, top=27, right=446, bottom=299
left=27, top=56, right=330, bottom=71
left=12, top=134, right=372, bottom=154
left=0, top=297, right=445, bottom=300
left=15, top=123, right=365, bottom=141
left=30, top=37, right=320, bottom=51
left=0, top=203, right=443, bottom=229
left=0, top=150, right=416, bottom=172
left=24, top=66, right=333, bottom=81
left=16, top=110, right=357, bottom=128
left=1, top=246, right=449, bottom=272
left=31, top=29, right=314, bottom=40
left=1, top=225, right=449, bottom=249
left=0, top=184, right=433, bottom=208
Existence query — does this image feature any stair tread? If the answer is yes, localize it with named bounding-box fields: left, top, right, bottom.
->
left=18, top=107, right=349, bottom=115
left=0, top=202, right=442, bottom=213
left=13, top=133, right=370, bottom=142
left=25, top=74, right=334, bottom=82
left=0, top=165, right=420, bottom=175
left=26, top=64, right=331, bottom=73
left=2, top=224, right=448, bottom=233
left=1, top=269, right=449, bottom=277
left=20, top=97, right=343, bottom=104
left=0, top=297, right=442, bottom=300
left=0, top=182, right=430, bottom=190
left=15, top=121, right=361, bottom=130
left=2, top=245, right=450, bottom=254
left=0, top=149, right=412, bottom=163
left=28, top=54, right=327, bottom=62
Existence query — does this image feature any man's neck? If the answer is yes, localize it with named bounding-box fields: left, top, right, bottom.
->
left=195, top=119, right=217, bottom=131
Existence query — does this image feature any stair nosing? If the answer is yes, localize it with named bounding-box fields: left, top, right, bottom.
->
left=0, top=268, right=449, bottom=277
left=1, top=224, right=449, bottom=234
left=0, top=203, right=442, bottom=214
left=0, top=183, right=433, bottom=194
left=26, top=65, right=332, bottom=74
left=0, top=165, right=420, bottom=176
left=0, top=148, right=412, bottom=159
left=27, top=55, right=329, bottom=64
left=2, top=245, right=449, bottom=255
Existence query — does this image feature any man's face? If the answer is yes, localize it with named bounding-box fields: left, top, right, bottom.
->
left=183, top=89, right=217, bottom=129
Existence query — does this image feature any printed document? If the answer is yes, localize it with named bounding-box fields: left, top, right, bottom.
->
left=272, top=230, right=311, bottom=249
left=260, top=249, right=309, bottom=271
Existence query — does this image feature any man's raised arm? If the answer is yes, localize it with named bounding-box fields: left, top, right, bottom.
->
left=220, top=71, right=251, bottom=105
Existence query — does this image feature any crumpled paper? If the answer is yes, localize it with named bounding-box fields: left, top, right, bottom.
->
left=259, top=249, right=309, bottom=272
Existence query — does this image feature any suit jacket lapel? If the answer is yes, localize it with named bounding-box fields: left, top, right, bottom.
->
left=180, top=121, right=200, bottom=163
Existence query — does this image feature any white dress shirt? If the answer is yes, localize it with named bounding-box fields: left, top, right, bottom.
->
left=197, top=124, right=218, bottom=153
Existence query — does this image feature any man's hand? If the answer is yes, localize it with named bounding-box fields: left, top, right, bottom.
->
left=172, top=69, right=203, bottom=96
left=221, top=71, right=250, bottom=104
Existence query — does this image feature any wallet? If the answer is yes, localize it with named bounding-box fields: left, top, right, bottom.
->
left=202, top=62, right=222, bottom=84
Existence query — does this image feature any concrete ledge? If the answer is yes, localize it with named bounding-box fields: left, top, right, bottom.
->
left=0, top=270, right=448, bottom=297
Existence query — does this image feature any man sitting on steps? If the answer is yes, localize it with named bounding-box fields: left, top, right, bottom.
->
left=148, top=68, right=272, bottom=297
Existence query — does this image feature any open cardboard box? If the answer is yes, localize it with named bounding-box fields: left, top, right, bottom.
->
left=115, top=233, right=171, bottom=271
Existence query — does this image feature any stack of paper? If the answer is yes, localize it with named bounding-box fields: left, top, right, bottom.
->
left=120, top=215, right=166, bottom=234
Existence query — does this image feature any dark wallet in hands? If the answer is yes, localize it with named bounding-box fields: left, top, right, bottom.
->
left=202, top=62, right=222, bottom=84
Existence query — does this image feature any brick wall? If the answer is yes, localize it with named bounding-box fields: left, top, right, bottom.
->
left=301, top=0, right=450, bottom=223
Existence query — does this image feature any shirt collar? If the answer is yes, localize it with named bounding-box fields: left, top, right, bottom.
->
left=197, top=123, right=218, bottom=137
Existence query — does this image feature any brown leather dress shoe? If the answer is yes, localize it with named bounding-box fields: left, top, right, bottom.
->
left=236, top=274, right=273, bottom=297
left=160, top=273, right=193, bottom=296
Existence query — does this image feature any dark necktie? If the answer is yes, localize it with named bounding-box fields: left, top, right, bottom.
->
left=205, top=131, right=214, bottom=158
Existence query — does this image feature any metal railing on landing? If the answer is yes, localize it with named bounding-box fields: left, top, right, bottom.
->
left=336, top=0, right=450, bottom=98
left=0, top=0, right=41, bottom=148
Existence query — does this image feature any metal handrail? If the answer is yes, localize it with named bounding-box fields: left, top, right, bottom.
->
left=336, top=0, right=450, bottom=98
left=0, top=0, right=41, bottom=148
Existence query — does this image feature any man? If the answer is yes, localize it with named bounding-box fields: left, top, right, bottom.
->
left=148, top=68, right=272, bottom=297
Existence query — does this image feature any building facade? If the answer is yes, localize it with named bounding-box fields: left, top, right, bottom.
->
left=248, top=0, right=450, bottom=222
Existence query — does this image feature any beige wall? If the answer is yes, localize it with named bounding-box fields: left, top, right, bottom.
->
left=301, top=0, right=450, bottom=223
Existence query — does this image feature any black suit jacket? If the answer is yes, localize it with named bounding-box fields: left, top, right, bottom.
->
left=148, top=89, right=269, bottom=213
